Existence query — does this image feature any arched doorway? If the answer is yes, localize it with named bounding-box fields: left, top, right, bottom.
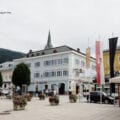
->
left=59, top=83, right=65, bottom=95
left=45, top=84, right=48, bottom=90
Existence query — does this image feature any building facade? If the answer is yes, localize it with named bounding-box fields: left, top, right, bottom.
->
left=13, top=46, right=96, bottom=94
left=0, top=62, right=13, bottom=90
left=103, top=46, right=120, bottom=94
left=103, top=46, right=120, bottom=76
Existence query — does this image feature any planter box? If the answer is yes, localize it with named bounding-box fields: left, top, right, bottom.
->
left=50, top=102, right=58, bottom=105
left=39, top=94, right=45, bottom=100
left=69, top=94, right=77, bottom=103
left=14, top=105, right=25, bottom=110
left=49, top=96, right=59, bottom=105
left=69, top=99, right=76, bottom=103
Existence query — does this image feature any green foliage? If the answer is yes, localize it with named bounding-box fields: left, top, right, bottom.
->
left=12, top=63, right=31, bottom=88
left=0, top=72, right=3, bottom=87
left=0, top=48, right=25, bottom=64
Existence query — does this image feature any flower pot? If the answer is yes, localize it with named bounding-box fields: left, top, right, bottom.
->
left=69, top=94, right=77, bottom=103
left=14, top=105, right=25, bottom=110
left=49, top=95, right=59, bottom=105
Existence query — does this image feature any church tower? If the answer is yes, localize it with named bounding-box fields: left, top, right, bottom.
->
left=45, top=30, right=53, bottom=49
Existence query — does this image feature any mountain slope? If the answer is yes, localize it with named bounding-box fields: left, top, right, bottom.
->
left=0, top=48, right=26, bottom=64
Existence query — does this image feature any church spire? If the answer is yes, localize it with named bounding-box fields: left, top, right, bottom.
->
left=45, top=30, right=53, bottom=49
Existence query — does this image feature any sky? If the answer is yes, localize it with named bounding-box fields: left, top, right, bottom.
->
left=0, top=0, right=120, bottom=56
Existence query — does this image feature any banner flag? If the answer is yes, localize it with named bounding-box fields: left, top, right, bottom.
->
left=109, top=37, right=118, bottom=93
left=96, top=41, right=101, bottom=85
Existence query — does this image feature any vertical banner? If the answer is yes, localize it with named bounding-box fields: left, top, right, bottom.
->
left=86, top=47, right=90, bottom=69
left=96, top=41, right=101, bottom=85
left=109, top=37, right=118, bottom=78
left=100, top=42, right=105, bottom=85
left=109, top=37, right=118, bottom=94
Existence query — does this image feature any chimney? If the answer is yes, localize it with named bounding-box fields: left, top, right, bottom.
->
left=29, top=49, right=32, bottom=53
left=77, top=48, right=80, bottom=52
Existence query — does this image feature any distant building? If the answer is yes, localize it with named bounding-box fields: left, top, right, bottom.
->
left=0, top=61, right=13, bottom=89
left=103, top=46, right=120, bottom=76
left=103, top=46, right=120, bottom=94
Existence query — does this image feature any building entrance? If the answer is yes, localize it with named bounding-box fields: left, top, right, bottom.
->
left=59, top=83, right=65, bottom=95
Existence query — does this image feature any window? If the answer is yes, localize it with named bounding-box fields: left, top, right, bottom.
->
left=44, top=71, right=56, bottom=77
left=8, top=64, right=12, bottom=67
left=58, top=59, right=62, bottom=65
left=75, top=59, right=80, bottom=65
left=81, top=61, right=85, bottom=67
left=63, top=70, right=68, bottom=76
left=35, top=62, right=40, bottom=67
left=42, top=52, right=45, bottom=55
left=36, top=53, right=40, bottom=56
left=44, top=60, right=51, bottom=66
left=44, top=72, right=49, bottom=77
left=51, top=71, right=56, bottom=77
left=53, top=49, right=57, bottom=53
left=52, top=60, right=57, bottom=65
left=63, top=58, right=69, bottom=64
left=34, top=72, right=40, bottom=78
left=57, top=71, right=62, bottom=76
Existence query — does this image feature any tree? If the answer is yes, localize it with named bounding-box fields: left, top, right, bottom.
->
left=0, top=72, right=3, bottom=87
left=12, top=63, right=31, bottom=88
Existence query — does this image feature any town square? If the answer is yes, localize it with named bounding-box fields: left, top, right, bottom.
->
left=0, top=0, right=120, bottom=120
left=0, top=96, right=120, bottom=120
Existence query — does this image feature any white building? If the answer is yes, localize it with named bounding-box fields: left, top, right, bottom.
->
left=14, top=32, right=96, bottom=94
left=0, top=32, right=96, bottom=94
left=0, top=61, right=13, bottom=89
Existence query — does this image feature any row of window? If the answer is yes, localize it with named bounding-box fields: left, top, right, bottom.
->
left=26, top=58, right=69, bottom=68
left=34, top=70, right=68, bottom=78
left=75, top=59, right=85, bottom=67
left=0, top=64, right=13, bottom=69
left=75, top=59, right=96, bottom=70
left=44, top=58, right=69, bottom=66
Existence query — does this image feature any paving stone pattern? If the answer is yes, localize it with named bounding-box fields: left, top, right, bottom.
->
left=0, top=96, right=120, bottom=120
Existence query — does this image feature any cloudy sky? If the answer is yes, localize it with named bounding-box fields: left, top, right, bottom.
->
left=0, top=0, right=120, bottom=56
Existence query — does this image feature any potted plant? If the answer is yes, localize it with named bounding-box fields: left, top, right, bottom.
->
left=24, top=93, right=32, bottom=101
left=38, top=92, right=45, bottom=100
left=13, top=95, right=27, bottom=110
left=49, top=95, right=59, bottom=105
left=69, top=94, right=77, bottom=103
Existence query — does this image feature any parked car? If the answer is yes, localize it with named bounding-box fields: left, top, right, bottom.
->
left=87, top=91, right=114, bottom=104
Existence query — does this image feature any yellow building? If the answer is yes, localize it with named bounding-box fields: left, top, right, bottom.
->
left=103, top=46, right=120, bottom=76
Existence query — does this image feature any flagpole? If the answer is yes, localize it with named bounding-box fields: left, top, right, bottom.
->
left=100, top=84, right=102, bottom=104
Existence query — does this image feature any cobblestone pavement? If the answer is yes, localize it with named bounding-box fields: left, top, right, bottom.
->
left=0, top=96, right=120, bottom=120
